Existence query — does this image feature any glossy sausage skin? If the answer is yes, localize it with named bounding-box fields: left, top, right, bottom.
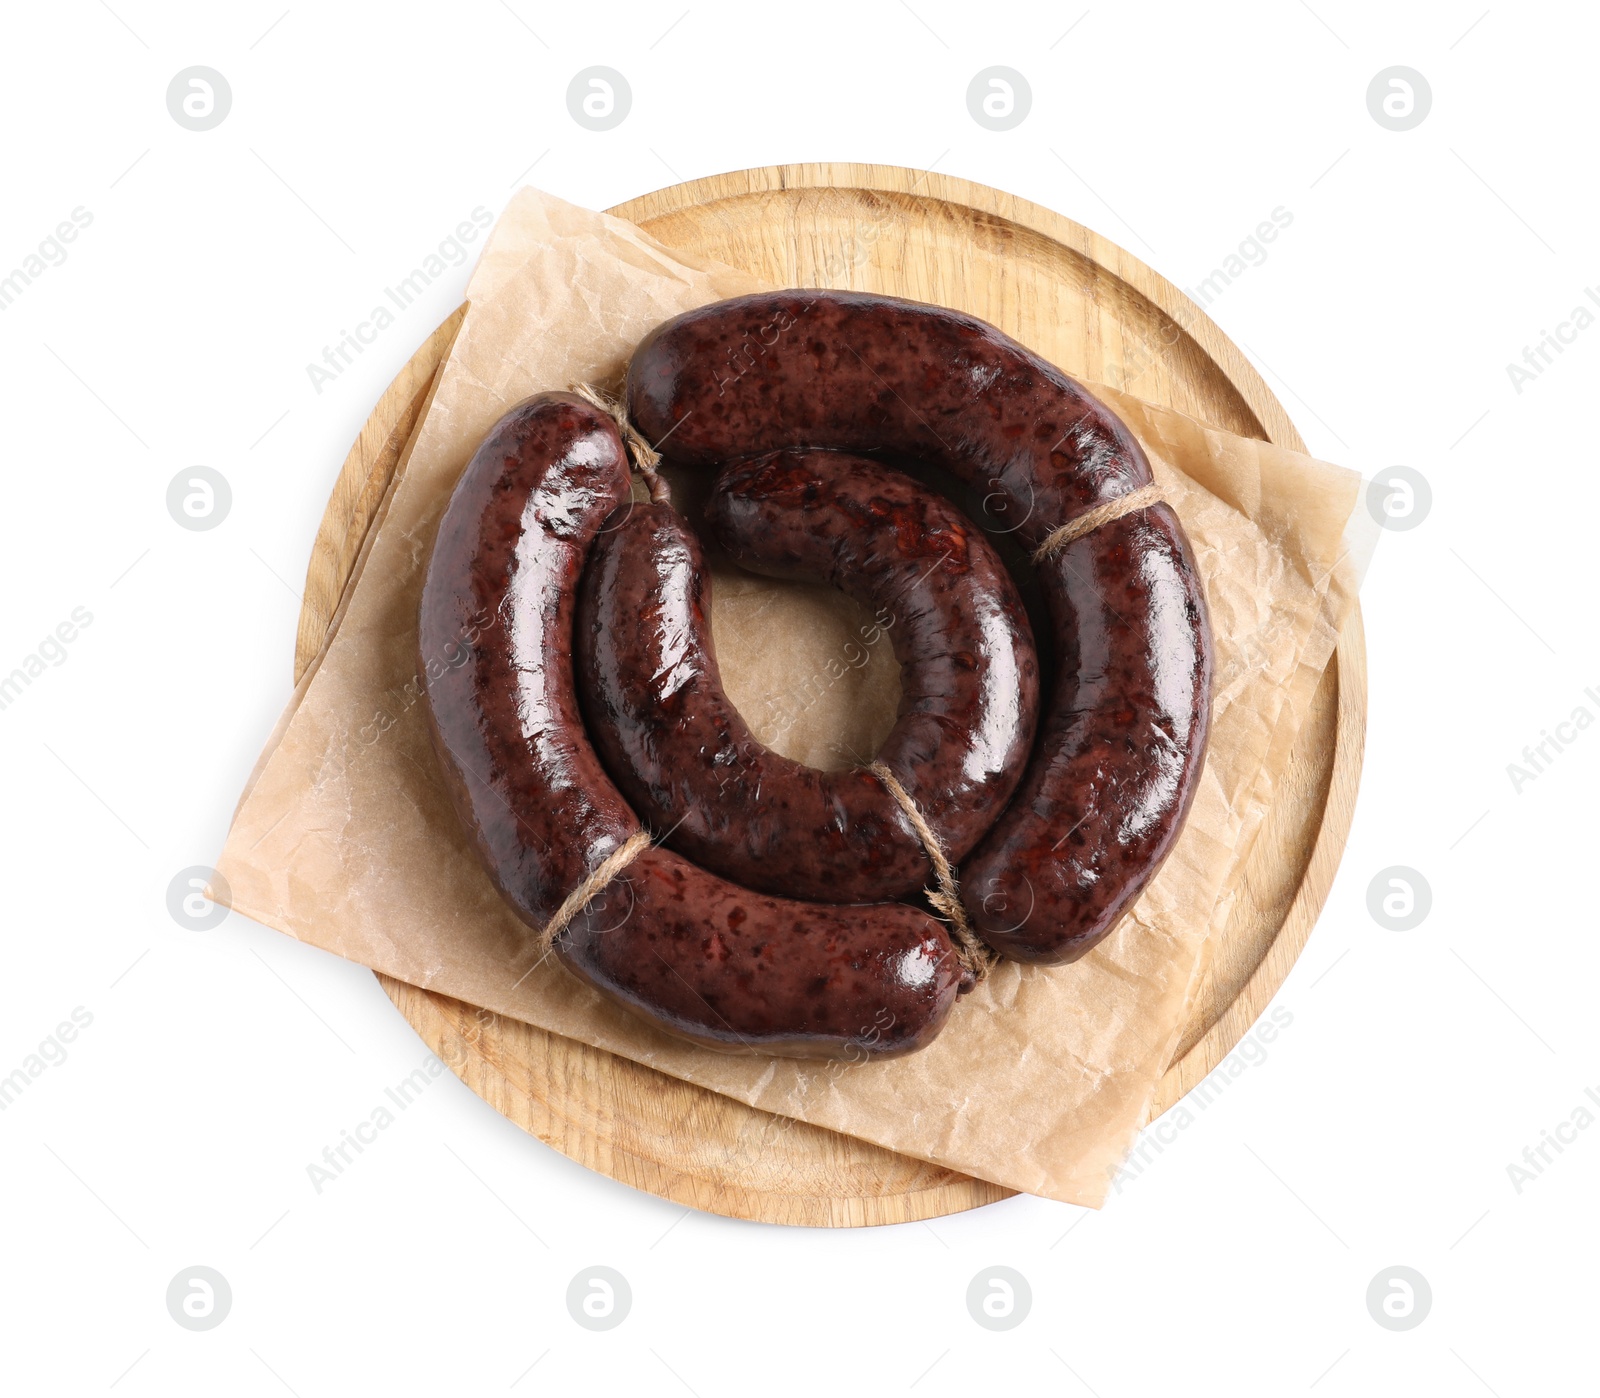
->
left=575, top=450, right=1039, bottom=904
left=419, top=392, right=965, bottom=1056
left=963, top=513, right=1210, bottom=961
left=625, top=290, right=1213, bottom=963
left=625, top=289, right=1152, bottom=553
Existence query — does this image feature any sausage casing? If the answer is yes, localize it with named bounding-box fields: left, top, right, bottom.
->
left=625, top=290, right=1213, bottom=962
left=419, top=392, right=966, bottom=1055
left=575, top=450, right=1038, bottom=903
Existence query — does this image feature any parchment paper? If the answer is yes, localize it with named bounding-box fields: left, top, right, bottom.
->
left=216, top=187, right=1370, bottom=1207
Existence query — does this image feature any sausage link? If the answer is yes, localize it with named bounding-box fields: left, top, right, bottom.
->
left=420, top=392, right=965, bottom=1056
left=963, top=511, right=1210, bottom=961
left=575, top=450, right=1038, bottom=904
left=625, top=289, right=1149, bottom=554
left=624, top=289, right=1213, bottom=963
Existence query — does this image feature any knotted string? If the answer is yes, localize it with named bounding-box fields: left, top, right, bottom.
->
left=534, top=829, right=651, bottom=955
left=570, top=381, right=672, bottom=504
left=1031, top=482, right=1164, bottom=563
left=868, top=762, right=998, bottom=985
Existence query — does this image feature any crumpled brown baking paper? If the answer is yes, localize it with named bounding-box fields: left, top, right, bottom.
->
left=216, top=187, right=1371, bottom=1207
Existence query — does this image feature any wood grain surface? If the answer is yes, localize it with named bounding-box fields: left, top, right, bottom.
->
left=293, top=164, right=1366, bottom=1225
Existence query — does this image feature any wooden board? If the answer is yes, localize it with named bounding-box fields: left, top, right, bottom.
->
left=294, top=164, right=1366, bottom=1225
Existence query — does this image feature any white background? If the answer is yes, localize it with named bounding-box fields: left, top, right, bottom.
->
left=1, top=1, right=1595, bottom=1393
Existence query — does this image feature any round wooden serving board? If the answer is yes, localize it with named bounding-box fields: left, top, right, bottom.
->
left=294, top=164, right=1366, bottom=1226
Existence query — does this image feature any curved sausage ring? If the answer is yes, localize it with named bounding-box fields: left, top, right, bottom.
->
left=419, top=392, right=967, bottom=1060
left=575, top=449, right=1040, bottom=907
left=625, top=289, right=1214, bottom=965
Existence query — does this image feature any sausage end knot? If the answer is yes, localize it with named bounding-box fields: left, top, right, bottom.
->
left=570, top=381, right=673, bottom=505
